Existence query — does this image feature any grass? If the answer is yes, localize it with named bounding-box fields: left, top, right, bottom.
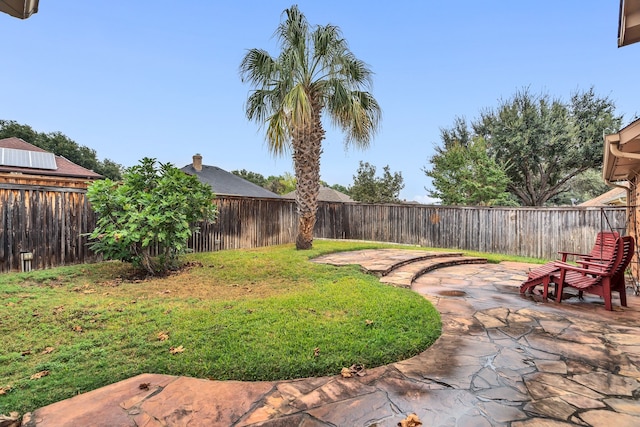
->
left=0, top=240, right=446, bottom=415
left=0, top=240, right=543, bottom=414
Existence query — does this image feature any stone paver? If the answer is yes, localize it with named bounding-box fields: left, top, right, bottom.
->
left=16, top=251, right=640, bottom=426
left=311, top=248, right=464, bottom=276
left=379, top=256, right=486, bottom=287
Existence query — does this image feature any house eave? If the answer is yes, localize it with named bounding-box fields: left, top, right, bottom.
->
left=0, top=0, right=39, bottom=19
left=603, top=119, right=640, bottom=183
left=619, top=0, right=640, bottom=47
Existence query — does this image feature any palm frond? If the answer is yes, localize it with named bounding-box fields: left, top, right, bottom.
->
left=241, top=5, right=380, bottom=156
left=245, top=89, right=276, bottom=123
left=239, top=49, right=278, bottom=86
left=327, top=80, right=381, bottom=146
left=283, top=84, right=313, bottom=127
left=266, top=110, right=291, bottom=156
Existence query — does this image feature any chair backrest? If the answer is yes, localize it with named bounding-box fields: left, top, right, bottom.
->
left=587, top=231, right=620, bottom=260
left=610, top=235, right=635, bottom=280
left=587, top=236, right=623, bottom=280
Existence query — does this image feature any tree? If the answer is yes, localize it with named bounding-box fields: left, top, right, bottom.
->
left=0, top=120, right=123, bottom=180
left=328, top=183, right=351, bottom=195
left=87, top=158, right=217, bottom=275
left=231, top=169, right=267, bottom=187
left=547, top=168, right=610, bottom=205
left=240, top=5, right=381, bottom=249
left=350, top=161, right=404, bottom=203
left=424, top=136, right=516, bottom=206
left=473, top=88, right=622, bottom=206
left=264, top=172, right=297, bottom=195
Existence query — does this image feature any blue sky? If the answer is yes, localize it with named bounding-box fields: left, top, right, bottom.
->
left=1, top=1, right=639, bottom=202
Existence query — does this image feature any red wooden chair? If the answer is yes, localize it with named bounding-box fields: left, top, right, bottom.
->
left=549, top=236, right=634, bottom=311
left=520, top=231, right=619, bottom=297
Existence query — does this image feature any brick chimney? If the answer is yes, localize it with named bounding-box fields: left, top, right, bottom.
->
left=193, top=153, right=202, bottom=172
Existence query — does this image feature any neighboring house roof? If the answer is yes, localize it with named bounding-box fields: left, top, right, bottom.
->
left=181, top=156, right=281, bottom=199
left=283, top=186, right=354, bottom=203
left=0, top=137, right=103, bottom=180
left=579, top=188, right=628, bottom=207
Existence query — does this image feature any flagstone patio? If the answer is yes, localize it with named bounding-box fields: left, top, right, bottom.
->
left=16, top=251, right=640, bottom=427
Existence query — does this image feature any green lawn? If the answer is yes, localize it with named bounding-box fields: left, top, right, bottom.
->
left=0, top=240, right=447, bottom=415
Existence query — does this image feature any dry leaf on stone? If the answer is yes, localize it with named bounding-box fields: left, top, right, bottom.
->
left=398, top=413, right=422, bottom=427
left=340, top=367, right=353, bottom=378
left=340, top=364, right=366, bottom=378
left=139, top=382, right=151, bottom=390
left=30, top=370, right=49, bottom=380
left=348, top=363, right=366, bottom=377
left=0, top=412, right=20, bottom=427
left=41, top=347, right=54, bottom=354
left=169, top=345, right=184, bottom=354
left=157, top=331, right=169, bottom=341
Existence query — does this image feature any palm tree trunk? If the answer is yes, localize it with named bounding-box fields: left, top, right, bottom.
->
left=292, top=97, right=325, bottom=249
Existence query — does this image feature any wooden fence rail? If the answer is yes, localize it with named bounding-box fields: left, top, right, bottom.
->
left=0, top=187, right=628, bottom=273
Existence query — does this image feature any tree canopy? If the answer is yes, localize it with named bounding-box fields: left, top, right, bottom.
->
left=349, top=161, right=404, bottom=203
left=547, top=168, right=610, bottom=206
left=231, top=169, right=268, bottom=187
left=474, top=88, right=622, bottom=206
left=0, top=120, right=123, bottom=180
left=425, top=88, right=621, bottom=206
left=240, top=5, right=380, bottom=249
left=425, top=135, right=515, bottom=206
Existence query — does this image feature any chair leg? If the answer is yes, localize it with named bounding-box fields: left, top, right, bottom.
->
left=555, top=280, right=564, bottom=304
left=620, top=287, right=627, bottom=307
left=603, top=279, right=613, bottom=311
left=542, top=276, right=551, bottom=301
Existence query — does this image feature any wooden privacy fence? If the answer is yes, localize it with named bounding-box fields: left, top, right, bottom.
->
left=0, top=188, right=628, bottom=272
left=0, top=183, right=97, bottom=273
left=188, top=197, right=297, bottom=252
left=313, top=203, right=628, bottom=259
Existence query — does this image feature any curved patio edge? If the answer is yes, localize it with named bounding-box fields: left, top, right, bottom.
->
left=20, top=254, right=640, bottom=427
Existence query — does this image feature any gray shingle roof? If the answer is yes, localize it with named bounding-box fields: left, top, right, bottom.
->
left=181, top=164, right=281, bottom=199
left=282, top=186, right=353, bottom=203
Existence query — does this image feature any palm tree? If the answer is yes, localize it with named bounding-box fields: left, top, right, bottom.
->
left=240, top=5, right=381, bottom=249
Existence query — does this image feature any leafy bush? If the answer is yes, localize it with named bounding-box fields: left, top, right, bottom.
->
left=87, top=158, right=217, bottom=274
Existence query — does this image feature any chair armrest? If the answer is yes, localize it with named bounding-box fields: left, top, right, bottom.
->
left=553, top=261, right=609, bottom=277
left=576, top=260, right=607, bottom=269
left=557, top=251, right=589, bottom=262
left=580, top=255, right=612, bottom=262
left=558, top=251, right=589, bottom=258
